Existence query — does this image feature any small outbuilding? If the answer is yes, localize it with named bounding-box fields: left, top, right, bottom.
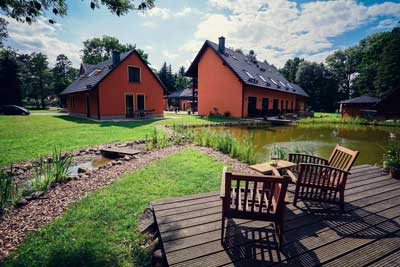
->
left=166, top=88, right=196, bottom=111
left=339, top=95, right=381, bottom=118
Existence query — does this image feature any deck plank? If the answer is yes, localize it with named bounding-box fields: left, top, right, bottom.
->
left=151, top=165, right=400, bottom=267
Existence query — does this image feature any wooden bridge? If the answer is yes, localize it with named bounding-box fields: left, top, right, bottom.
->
left=152, top=164, right=400, bottom=266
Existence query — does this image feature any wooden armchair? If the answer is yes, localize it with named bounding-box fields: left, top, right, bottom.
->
left=220, top=167, right=290, bottom=247
left=288, top=145, right=359, bottom=210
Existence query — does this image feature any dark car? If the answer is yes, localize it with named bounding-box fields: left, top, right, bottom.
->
left=0, top=105, right=30, bottom=115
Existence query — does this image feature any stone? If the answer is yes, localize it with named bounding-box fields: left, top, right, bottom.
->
left=137, top=206, right=155, bottom=233
left=31, top=191, right=44, bottom=199
left=152, top=249, right=163, bottom=267
left=16, top=198, right=29, bottom=207
left=124, top=155, right=131, bottom=161
left=116, top=160, right=123, bottom=165
left=77, top=167, right=87, bottom=174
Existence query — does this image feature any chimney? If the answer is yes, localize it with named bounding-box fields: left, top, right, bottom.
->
left=218, top=36, right=225, bottom=53
left=112, top=50, right=120, bottom=66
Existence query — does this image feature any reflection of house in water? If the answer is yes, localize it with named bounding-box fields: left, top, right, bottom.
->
left=339, top=88, right=400, bottom=119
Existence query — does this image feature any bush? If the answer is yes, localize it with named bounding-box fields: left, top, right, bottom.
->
left=383, top=141, right=400, bottom=171
left=0, top=167, right=17, bottom=215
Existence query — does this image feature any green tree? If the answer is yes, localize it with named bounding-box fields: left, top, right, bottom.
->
left=52, top=54, right=77, bottom=96
left=374, top=28, right=400, bottom=96
left=174, top=66, right=191, bottom=91
left=0, top=18, right=8, bottom=47
left=0, top=0, right=154, bottom=24
left=296, top=61, right=338, bottom=112
left=82, top=35, right=148, bottom=65
left=0, top=48, right=21, bottom=106
left=280, top=57, right=304, bottom=82
left=27, top=53, right=51, bottom=109
left=326, top=48, right=360, bottom=99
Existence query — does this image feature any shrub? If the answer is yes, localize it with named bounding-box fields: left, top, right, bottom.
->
left=52, top=148, right=73, bottom=183
left=0, top=167, right=17, bottom=215
left=31, top=158, right=54, bottom=192
left=383, top=141, right=400, bottom=171
left=145, top=128, right=170, bottom=150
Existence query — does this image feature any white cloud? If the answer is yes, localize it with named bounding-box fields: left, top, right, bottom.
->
left=3, top=16, right=81, bottom=67
left=141, top=7, right=172, bottom=19
left=162, top=50, right=178, bottom=59
left=374, top=18, right=399, bottom=30
left=185, top=0, right=400, bottom=67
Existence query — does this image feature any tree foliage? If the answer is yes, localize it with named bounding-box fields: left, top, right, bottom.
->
left=158, top=63, right=191, bottom=94
left=281, top=26, right=400, bottom=111
left=52, top=54, right=77, bottom=96
left=0, top=18, right=8, bottom=47
left=295, top=61, right=338, bottom=112
left=82, top=35, right=148, bottom=65
left=0, top=0, right=154, bottom=24
left=0, top=49, right=21, bottom=106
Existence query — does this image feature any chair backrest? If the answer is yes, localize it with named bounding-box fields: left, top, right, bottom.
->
left=222, top=171, right=289, bottom=216
left=328, top=144, right=359, bottom=172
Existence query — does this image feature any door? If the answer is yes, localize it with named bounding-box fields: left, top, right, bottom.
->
left=86, top=95, right=90, bottom=117
left=125, top=94, right=134, bottom=118
left=137, top=94, right=145, bottom=111
left=262, top=98, right=269, bottom=115
left=247, top=96, right=257, bottom=117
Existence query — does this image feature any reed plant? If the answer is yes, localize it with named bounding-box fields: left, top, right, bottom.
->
left=51, top=147, right=73, bottom=183
left=0, top=167, right=17, bottom=215
left=269, top=144, right=314, bottom=161
left=145, top=128, right=170, bottom=150
left=31, top=158, right=54, bottom=192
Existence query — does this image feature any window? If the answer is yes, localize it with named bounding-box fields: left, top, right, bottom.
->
left=285, top=100, right=288, bottom=111
left=279, top=81, right=286, bottom=87
left=270, top=78, right=278, bottom=85
left=281, top=100, right=284, bottom=110
left=244, top=70, right=254, bottom=78
left=259, top=75, right=266, bottom=82
left=291, top=101, right=294, bottom=110
left=128, top=66, right=141, bottom=83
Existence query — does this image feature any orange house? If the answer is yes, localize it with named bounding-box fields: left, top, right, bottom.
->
left=186, top=37, right=308, bottom=118
left=61, top=50, right=166, bottom=120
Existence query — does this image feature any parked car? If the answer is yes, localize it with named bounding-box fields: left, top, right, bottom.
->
left=0, top=105, right=30, bottom=115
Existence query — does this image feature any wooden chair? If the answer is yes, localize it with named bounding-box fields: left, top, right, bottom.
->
left=220, top=167, right=290, bottom=247
left=288, top=145, right=359, bottom=210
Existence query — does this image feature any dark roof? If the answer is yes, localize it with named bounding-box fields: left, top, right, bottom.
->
left=167, top=88, right=194, bottom=99
left=61, top=50, right=166, bottom=95
left=186, top=40, right=308, bottom=97
left=339, top=95, right=381, bottom=104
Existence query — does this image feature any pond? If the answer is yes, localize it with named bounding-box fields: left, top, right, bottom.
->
left=209, top=124, right=400, bottom=165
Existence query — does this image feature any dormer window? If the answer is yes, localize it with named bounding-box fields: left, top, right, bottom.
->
left=128, top=66, right=141, bottom=83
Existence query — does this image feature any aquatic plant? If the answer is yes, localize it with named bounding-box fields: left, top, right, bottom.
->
left=0, top=167, right=17, bottom=215
left=51, top=147, right=73, bottom=183
left=31, top=158, right=54, bottom=192
left=145, top=128, right=170, bottom=150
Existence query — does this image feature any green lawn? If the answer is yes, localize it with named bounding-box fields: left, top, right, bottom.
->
left=0, top=114, right=238, bottom=167
left=1, top=149, right=223, bottom=267
left=313, top=112, right=340, bottom=118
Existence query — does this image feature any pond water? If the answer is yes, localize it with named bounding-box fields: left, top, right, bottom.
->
left=210, top=124, right=400, bottom=165
left=68, top=156, right=112, bottom=176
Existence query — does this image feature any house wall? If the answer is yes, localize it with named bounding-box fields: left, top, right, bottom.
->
left=243, top=85, right=298, bottom=117
left=198, top=47, right=243, bottom=117
left=98, top=52, right=164, bottom=119
left=341, top=104, right=372, bottom=118
left=66, top=88, right=99, bottom=118
left=179, top=99, right=193, bottom=111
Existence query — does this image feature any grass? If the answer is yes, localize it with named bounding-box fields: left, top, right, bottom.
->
left=0, top=114, right=239, bottom=167
left=1, top=149, right=224, bottom=267
left=313, top=112, right=340, bottom=118
left=299, top=115, right=400, bottom=127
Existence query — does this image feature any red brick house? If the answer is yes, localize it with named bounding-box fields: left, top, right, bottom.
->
left=186, top=37, right=308, bottom=118
left=61, top=50, right=166, bottom=120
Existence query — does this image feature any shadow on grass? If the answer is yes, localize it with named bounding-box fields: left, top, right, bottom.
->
left=55, top=115, right=166, bottom=129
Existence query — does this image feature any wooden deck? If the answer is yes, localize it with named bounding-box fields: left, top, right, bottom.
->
left=152, top=164, right=400, bottom=267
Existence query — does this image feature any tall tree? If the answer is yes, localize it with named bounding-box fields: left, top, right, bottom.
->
left=82, top=35, right=148, bottom=65
left=0, top=49, right=21, bottom=106
left=28, top=53, right=51, bottom=109
left=296, top=61, right=338, bottom=112
left=52, top=54, right=77, bottom=96
left=280, top=57, right=304, bottom=82
left=175, top=66, right=191, bottom=91
left=326, top=48, right=360, bottom=99
left=374, top=27, right=400, bottom=96
left=0, top=0, right=154, bottom=24
left=0, top=18, right=8, bottom=47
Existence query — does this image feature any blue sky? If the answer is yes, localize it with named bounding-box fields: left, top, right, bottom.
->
left=3, top=0, right=400, bottom=70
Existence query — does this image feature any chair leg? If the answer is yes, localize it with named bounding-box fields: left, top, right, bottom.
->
left=220, top=216, right=225, bottom=245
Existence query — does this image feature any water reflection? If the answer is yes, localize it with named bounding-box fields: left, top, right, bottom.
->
left=209, top=124, right=400, bottom=165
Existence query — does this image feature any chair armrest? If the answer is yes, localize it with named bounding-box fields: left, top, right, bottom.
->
left=220, top=166, right=228, bottom=198
left=286, top=169, right=297, bottom=184
left=289, top=153, right=329, bottom=166
left=272, top=167, right=281, bottom=177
